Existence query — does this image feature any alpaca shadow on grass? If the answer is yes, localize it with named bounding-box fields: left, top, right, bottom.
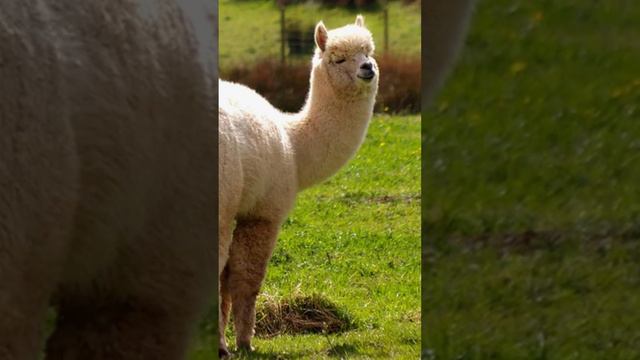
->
left=231, top=341, right=361, bottom=359
left=231, top=348, right=310, bottom=360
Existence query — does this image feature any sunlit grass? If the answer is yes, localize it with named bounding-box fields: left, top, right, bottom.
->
left=190, top=114, right=421, bottom=359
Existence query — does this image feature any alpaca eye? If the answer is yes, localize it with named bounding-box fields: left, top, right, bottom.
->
left=335, top=58, right=346, bottom=64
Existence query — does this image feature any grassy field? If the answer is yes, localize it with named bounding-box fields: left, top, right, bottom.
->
left=424, top=0, right=640, bottom=358
left=219, top=0, right=421, bottom=70
left=190, top=114, right=421, bottom=358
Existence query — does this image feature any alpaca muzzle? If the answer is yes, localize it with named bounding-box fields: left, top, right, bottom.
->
left=357, top=61, right=375, bottom=81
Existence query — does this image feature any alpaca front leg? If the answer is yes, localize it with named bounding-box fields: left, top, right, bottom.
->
left=227, top=218, right=280, bottom=351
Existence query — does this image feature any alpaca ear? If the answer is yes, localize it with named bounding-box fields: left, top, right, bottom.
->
left=315, top=21, right=328, bottom=52
left=355, top=15, right=365, bottom=27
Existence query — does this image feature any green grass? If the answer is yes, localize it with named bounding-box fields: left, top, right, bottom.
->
left=424, top=0, right=640, bottom=358
left=190, top=114, right=421, bottom=358
left=219, top=0, right=421, bottom=70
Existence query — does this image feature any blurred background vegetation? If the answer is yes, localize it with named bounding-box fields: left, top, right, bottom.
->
left=219, top=0, right=421, bottom=113
left=423, top=0, right=640, bottom=358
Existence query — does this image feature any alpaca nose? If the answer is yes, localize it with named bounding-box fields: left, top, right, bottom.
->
left=360, top=62, right=373, bottom=71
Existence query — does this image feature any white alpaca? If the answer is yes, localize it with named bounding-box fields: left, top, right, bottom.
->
left=218, top=15, right=378, bottom=356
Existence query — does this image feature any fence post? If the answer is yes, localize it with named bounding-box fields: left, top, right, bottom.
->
left=278, top=0, right=286, bottom=64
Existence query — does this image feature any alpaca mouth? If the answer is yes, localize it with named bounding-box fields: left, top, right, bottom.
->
left=357, top=71, right=375, bottom=81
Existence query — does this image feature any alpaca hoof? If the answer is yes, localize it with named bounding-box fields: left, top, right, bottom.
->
left=237, top=342, right=254, bottom=353
left=219, top=347, right=231, bottom=358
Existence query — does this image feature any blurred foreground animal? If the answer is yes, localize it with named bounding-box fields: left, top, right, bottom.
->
left=0, top=1, right=216, bottom=359
left=423, top=0, right=476, bottom=107
left=218, top=15, right=378, bottom=357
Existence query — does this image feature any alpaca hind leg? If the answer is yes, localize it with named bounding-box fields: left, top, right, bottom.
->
left=220, top=266, right=232, bottom=332
left=218, top=223, right=233, bottom=358
left=227, top=218, right=280, bottom=350
left=218, top=264, right=232, bottom=358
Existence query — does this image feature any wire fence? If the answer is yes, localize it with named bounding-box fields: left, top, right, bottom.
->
left=276, top=0, right=390, bottom=64
left=221, top=0, right=421, bottom=113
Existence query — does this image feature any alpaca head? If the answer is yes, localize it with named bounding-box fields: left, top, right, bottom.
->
left=312, top=15, right=378, bottom=99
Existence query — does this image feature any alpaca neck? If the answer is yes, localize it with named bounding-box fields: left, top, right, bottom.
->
left=286, top=66, right=376, bottom=190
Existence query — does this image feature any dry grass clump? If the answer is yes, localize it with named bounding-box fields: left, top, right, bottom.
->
left=222, top=54, right=421, bottom=114
left=375, top=54, right=421, bottom=114
left=254, top=293, right=356, bottom=338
